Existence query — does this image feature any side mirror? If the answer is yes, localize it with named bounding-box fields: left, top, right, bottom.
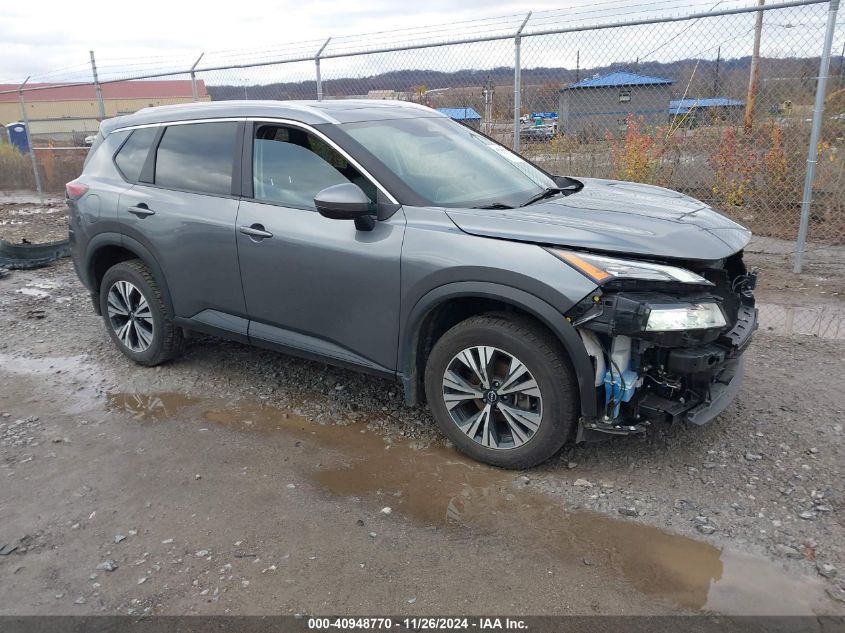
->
left=315, top=183, right=371, bottom=220
left=552, top=175, right=584, bottom=192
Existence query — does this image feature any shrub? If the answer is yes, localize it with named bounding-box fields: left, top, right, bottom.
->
left=761, top=124, right=790, bottom=200
left=607, top=116, right=662, bottom=184
left=0, top=143, right=34, bottom=190
left=709, top=127, right=757, bottom=207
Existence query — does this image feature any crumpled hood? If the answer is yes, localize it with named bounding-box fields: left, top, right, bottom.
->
left=445, top=177, right=752, bottom=261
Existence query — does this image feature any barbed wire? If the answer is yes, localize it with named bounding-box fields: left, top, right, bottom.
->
left=3, top=0, right=797, bottom=85
left=1, top=0, right=833, bottom=90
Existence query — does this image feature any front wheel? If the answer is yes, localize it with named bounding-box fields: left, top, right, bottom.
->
left=424, top=315, right=578, bottom=469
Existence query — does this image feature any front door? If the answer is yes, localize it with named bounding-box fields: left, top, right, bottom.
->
left=236, top=122, right=405, bottom=374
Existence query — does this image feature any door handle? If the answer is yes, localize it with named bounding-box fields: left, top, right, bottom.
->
left=127, top=205, right=155, bottom=217
left=239, top=224, right=273, bottom=240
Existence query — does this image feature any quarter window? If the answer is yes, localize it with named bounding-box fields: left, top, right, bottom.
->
left=114, top=127, right=157, bottom=182
left=154, top=122, right=238, bottom=196
left=252, top=125, right=375, bottom=209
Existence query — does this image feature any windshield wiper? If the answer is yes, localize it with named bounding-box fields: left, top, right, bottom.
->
left=521, top=187, right=569, bottom=207
left=473, top=202, right=514, bottom=209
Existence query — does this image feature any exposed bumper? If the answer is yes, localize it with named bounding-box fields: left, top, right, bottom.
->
left=684, top=355, right=744, bottom=425
left=639, top=306, right=755, bottom=427
left=576, top=303, right=756, bottom=440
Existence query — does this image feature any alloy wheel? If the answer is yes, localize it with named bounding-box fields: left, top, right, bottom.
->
left=107, top=280, right=154, bottom=353
left=442, top=346, right=543, bottom=450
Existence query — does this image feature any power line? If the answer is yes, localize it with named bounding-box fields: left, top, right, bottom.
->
left=638, top=0, right=726, bottom=60
left=97, top=0, right=743, bottom=70
left=6, top=0, right=826, bottom=85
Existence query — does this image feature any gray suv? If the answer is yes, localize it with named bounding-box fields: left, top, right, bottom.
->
left=68, top=100, right=757, bottom=468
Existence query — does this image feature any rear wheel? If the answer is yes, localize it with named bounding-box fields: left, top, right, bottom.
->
left=99, top=260, right=183, bottom=366
left=424, top=315, right=578, bottom=469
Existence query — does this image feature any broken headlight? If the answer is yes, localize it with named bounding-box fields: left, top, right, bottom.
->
left=645, top=303, right=726, bottom=331
left=548, top=249, right=711, bottom=285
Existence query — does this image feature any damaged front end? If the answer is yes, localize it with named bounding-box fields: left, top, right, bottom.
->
left=551, top=248, right=758, bottom=440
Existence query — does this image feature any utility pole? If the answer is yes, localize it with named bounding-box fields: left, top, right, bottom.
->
left=481, top=74, right=494, bottom=134
left=713, top=46, right=721, bottom=98
left=576, top=50, right=580, bottom=83
left=744, top=0, right=765, bottom=133
left=89, top=50, right=106, bottom=120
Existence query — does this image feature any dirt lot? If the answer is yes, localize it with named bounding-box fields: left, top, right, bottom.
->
left=0, top=193, right=69, bottom=245
left=1, top=252, right=844, bottom=616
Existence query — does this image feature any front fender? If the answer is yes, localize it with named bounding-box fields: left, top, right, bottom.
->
left=399, top=281, right=597, bottom=419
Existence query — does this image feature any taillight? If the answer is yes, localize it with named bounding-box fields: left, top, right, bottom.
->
left=66, top=181, right=88, bottom=200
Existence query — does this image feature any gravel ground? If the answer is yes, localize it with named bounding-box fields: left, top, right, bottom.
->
left=0, top=194, right=68, bottom=245
left=1, top=256, right=844, bottom=615
left=746, top=236, right=845, bottom=304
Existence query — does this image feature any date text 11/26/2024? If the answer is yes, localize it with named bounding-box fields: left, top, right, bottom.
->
left=307, top=617, right=528, bottom=630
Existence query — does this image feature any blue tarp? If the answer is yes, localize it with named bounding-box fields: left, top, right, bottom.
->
left=436, top=107, right=481, bottom=120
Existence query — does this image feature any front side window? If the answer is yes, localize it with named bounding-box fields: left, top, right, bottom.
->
left=252, top=125, right=375, bottom=209
left=114, top=127, right=157, bottom=182
left=340, top=116, right=556, bottom=208
left=154, top=121, right=238, bottom=196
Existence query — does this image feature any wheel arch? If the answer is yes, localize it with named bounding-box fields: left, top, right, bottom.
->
left=85, top=233, right=174, bottom=317
left=399, top=282, right=597, bottom=419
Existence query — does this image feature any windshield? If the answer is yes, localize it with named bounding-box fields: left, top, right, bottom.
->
left=340, top=117, right=557, bottom=208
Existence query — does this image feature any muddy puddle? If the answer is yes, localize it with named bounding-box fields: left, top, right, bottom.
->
left=758, top=302, right=845, bottom=339
left=105, top=390, right=830, bottom=615
left=107, top=392, right=203, bottom=421
left=0, top=353, right=103, bottom=412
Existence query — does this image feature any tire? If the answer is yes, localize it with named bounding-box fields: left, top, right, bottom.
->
left=424, top=314, right=578, bottom=469
left=99, top=259, right=184, bottom=366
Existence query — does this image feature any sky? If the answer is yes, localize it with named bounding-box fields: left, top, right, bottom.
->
left=0, top=0, right=832, bottom=85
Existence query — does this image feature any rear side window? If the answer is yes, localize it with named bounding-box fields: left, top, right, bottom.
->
left=114, top=127, right=158, bottom=182
left=83, top=132, right=106, bottom=168
left=82, top=129, right=129, bottom=176
left=154, top=122, right=238, bottom=196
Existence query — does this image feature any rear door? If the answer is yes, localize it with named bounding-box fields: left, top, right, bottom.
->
left=117, top=120, right=247, bottom=323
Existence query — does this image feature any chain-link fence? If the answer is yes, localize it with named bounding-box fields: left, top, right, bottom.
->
left=1, top=0, right=843, bottom=335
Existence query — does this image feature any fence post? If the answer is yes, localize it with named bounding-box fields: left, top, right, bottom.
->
left=89, top=51, right=106, bottom=120
left=513, top=12, right=532, bottom=152
left=315, top=38, right=331, bottom=101
left=190, top=53, right=205, bottom=102
left=793, top=0, right=840, bottom=273
left=17, top=77, right=44, bottom=205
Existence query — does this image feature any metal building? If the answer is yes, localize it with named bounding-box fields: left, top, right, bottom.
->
left=0, top=81, right=210, bottom=145
left=669, top=98, right=745, bottom=126
left=558, top=71, right=674, bottom=137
